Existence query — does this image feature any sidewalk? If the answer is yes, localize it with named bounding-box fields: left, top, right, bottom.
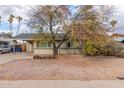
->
left=0, top=80, right=124, bottom=88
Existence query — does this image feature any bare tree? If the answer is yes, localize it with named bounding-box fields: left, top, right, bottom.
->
left=29, top=5, right=71, bottom=56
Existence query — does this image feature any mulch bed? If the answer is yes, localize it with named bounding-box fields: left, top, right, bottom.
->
left=0, top=55, right=124, bottom=80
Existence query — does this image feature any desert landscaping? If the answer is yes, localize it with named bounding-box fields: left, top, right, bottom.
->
left=0, top=55, right=124, bottom=80
left=0, top=5, right=124, bottom=88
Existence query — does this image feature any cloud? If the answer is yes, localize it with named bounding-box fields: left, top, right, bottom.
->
left=0, top=5, right=31, bottom=19
left=0, top=5, right=34, bottom=35
left=0, top=6, right=15, bottom=17
left=115, top=5, right=124, bottom=34
left=0, top=5, right=124, bottom=37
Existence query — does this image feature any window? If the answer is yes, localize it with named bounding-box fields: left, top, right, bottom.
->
left=48, top=41, right=51, bottom=47
left=37, top=42, right=48, bottom=48
left=37, top=41, right=52, bottom=48
left=67, top=41, right=73, bottom=48
left=67, top=42, right=71, bottom=48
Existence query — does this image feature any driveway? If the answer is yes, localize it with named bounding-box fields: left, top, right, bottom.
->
left=0, top=53, right=33, bottom=65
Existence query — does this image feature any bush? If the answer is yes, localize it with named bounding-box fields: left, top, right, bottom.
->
left=83, top=41, right=123, bottom=56
left=104, top=42, right=123, bottom=56
left=116, top=50, right=124, bottom=58
left=33, top=55, right=56, bottom=59
left=83, top=40, right=100, bottom=56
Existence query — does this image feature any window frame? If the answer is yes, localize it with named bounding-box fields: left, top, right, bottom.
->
left=66, top=41, right=73, bottom=48
left=37, top=41, right=51, bottom=48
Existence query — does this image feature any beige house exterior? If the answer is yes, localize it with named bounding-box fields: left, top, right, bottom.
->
left=13, top=33, right=81, bottom=55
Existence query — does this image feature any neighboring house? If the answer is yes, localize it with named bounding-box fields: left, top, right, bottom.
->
left=111, top=33, right=124, bottom=48
left=111, top=33, right=124, bottom=38
left=111, top=33, right=124, bottom=41
left=121, top=40, right=124, bottom=43
left=0, top=32, right=12, bottom=39
left=13, top=33, right=82, bottom=55
left=0, top=33, right=16, bottom=47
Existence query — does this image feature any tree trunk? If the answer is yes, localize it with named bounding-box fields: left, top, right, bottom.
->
left=17, top=21, right=20, bottom=35
left=53, top=42, right=58, bottom=57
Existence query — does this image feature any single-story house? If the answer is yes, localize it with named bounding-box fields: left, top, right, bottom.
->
left=13, top=33, right=82, bottom=55
left=0, top=32, right=12, bottom=39
left=0, top=33, right=18, bottom=49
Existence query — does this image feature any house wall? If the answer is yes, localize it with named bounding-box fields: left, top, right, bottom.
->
left=34, top=48, right=81, bottom=55
left=59, top=48, right=81, bottom=54
left=26, top=42, right=33, bottom=52
left=26, top=40, right=81, bottom=54
left=56, top=41, right=67, bottom=48
left=34, top=48, right=53, bottom=55
left=33, top=41, right=37, bottom=48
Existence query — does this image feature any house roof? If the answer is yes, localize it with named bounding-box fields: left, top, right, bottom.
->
left=13, top=34, right=35, bottom=40
left=0, top=33, right=12, bottom=39
left=111, top=34, right=124, bottom=38
left=13, top=33, right=66, bottom=41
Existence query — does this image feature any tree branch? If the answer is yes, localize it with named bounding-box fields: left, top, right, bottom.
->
left=57, top=30, right=71, bottom=49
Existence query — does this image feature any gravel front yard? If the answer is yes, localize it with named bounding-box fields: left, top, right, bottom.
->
left=0, top=55, right=124, bottom=80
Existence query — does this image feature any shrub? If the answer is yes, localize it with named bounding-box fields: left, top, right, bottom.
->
left=116, top=50, right=124, bottom=58
left=104, top=42, right=123, bottom=56
left=83, top=40, right=99, bottom=56
left=33, top=55, right=56, bottom=59
left=83, top=40, right=123, bottom=56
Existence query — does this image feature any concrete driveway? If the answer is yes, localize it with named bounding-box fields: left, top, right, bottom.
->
left=0, top=52, right=33, bottom=64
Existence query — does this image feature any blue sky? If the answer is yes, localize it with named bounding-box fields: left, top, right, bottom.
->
left=0, top=21, right=17, bottom=30
left=0, top=5, right=124, bottom=36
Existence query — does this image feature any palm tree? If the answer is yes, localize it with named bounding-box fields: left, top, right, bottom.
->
left=16, top=16, right=22, bottom=35
left=0, top=16, right=1, bottom=32
left=8, top=14, right=15, bottom=36
left=0, top=16, right=1, bottom=26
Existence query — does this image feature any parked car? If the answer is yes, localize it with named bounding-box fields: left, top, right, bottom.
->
left=0, top=45, right=11, bottom=54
